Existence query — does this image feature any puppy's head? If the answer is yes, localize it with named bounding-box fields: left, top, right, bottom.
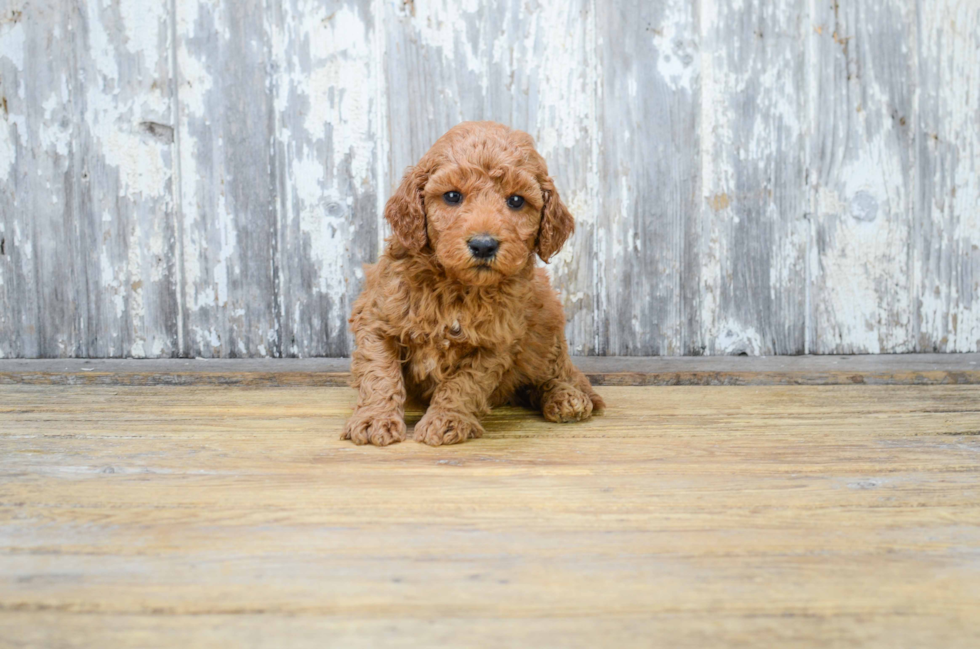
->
left=384, top=121, right=574, bottom=286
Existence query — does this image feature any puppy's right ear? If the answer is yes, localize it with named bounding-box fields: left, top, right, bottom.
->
left=385, top=165, right=429, bottom=252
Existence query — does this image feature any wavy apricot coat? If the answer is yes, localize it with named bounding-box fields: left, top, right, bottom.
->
left=343, top=122, right=604, bottom=446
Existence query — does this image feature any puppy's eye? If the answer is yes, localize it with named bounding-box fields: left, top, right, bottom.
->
left=506, top=195, right=525, bottom=210
left=443, top=191, right=463, bottom=205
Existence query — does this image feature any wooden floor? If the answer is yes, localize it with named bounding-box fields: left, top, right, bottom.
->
left=2, top=381, right=980, bottom=647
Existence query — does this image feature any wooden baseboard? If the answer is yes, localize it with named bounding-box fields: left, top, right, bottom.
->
left=1, top=354, right=978, bottom=386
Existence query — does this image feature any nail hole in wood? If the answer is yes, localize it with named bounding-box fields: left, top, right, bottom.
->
left=139, top=121, right=175, bottom=144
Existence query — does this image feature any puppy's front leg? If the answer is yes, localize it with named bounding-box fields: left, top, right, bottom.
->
left=414, top=351, right=508, bottom=446
left=342, top=330, right=407, bottom=446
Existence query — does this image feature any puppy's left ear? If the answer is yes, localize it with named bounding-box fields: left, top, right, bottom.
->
left=537, top=177, right=575, bottom=262
left=385, top=165, right=430, bottom=252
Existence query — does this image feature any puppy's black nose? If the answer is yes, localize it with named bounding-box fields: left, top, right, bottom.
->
left=468, top=235, right=499, bottom=260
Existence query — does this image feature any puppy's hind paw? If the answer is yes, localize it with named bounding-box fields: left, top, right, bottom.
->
left=541, top=384, right=596, bottom=423
left=342, top=410, right=406, bottom=446
left=588, top=389, right=606, bottom=413
left=413, top=410, right=484, bottom=446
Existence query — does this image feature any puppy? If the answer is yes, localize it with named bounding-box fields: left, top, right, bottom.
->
left=343, top=121, right=604, bottom=446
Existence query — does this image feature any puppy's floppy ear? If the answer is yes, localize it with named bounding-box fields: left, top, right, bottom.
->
left=385, top=165, right=429, bottom=251
left=536, top=177, right=575, bottom=262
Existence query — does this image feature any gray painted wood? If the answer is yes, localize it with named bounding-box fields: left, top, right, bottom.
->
left=175, top=0, right=280, bottom=358
left=915, top=3, right=980, bottom=352
left=271, top=0, right=382, bottom=357
left=0, top=2, right=77, bottom=358
left=482, top=0, right=598, bottom=355
left=0, top=1, right=179, bottom=359
left=807, top=0, right=917, bottom=354
left=700, top=0, right=808, bottom=355
left=597, top=0, right=701, bottom=355
left=1, top=0, right=978, bottom=358
left=72, top=0, right=179, bottom=357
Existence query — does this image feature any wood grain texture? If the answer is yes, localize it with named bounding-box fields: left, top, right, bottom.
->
left=174, top=0, right=279, bottom=357
left=2, top=383, right=980, bottom=647
left=915, top=3, right=980, bottom=352
left=0, top=2, right=77, bottom=358
left=494, top=0, right=598, bottom=355
left=271, top=0, right=382, bottom=357
left=71, top=0, right=179, bottom=357
left=2, top=1, right=980, bottom=358
left=700, top=0, right=807, bottom=355
left=0, top=1, right=178, bottom=359
left=807, top=0, right=916, bottom=354
left=597, top=0, right=701, bottom=356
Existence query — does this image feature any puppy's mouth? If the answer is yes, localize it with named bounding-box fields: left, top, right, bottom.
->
left=470, top=262, right=503, bottom=278
left=462, top=260, right=504, bottom=282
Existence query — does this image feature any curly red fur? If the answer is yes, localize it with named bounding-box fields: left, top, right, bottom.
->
left=342, top=121, right=604, bottom=446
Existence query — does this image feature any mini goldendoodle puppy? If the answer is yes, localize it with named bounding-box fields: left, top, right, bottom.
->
left=343, top=121, right=604, bottom=446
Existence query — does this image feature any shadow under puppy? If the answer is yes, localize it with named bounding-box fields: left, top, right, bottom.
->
left=343, top=121, right=604, bottom=446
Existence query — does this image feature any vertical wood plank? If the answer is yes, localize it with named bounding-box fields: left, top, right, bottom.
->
left=0, top=2, right=76, bottom=358
left=699, top=0, right=808, bottom=355
left=71, top=0, right=178, bottom=357
left=597, top=0, right=701, bottom=355
left=175, top=0, right=279, bottom=357
left=807, top=0, right=916, bottom=354
left=271, top=0, right=381, bottom=357
left=483, top=0, right=597, bottom=354
left=916, top=3, right=980, bottom=352
left=384, top=0, right=598, bottom=354
left=383, top=0, right=488, bottom=181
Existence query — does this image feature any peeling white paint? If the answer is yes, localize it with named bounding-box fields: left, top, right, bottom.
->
left=914, top=2, right=980, bottom=352
left=151, top=336, right=169, bottom=357
left=190, top=326, right=222, bottom=351
left=411, top=0, right=485, bottom=79
left=100, top=246, right=126, bottom=319
left=0, top=19, right=26, bottom=184
left=714, top=319, right=764, bottom=355
left=517, top=0, right=592, bottom=156
left=106, top=128, right=171, bottom=198
left=807, top=4, right=917, bottom=353
left=0, top=126, right=14, bottom=184
left=270, top=0, right=383, bottom=355
left=303, top=6, right=374, bottom=184
left=86, top=3, right=120, bottom=82
left=210, top=192, right=236, bottom=309
left=810, top=34, right=913, bottom=354
left=127, top=220, right=146, bottom=348
left=653, top=0, right=697, bottom=92
left=4, top=0, right=979, bottom=358
left=37, top=86, right=71, bottom=157
left=176, top=44, right=212, bottom=118
left=118, top=0, right=163, bottom=72
left=0, top=19, right=25, bottom=70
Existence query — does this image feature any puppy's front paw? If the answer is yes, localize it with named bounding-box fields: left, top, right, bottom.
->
left=342, top=409, right=406, bottom=446
left=541, top=385, right=595, bottom=423
left=413, top=409, right=484, bottom=446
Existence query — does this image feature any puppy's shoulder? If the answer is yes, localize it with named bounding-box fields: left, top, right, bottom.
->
left=530, top=266, right=561, bottom=302
left=358, top=249, right=430, bottom=316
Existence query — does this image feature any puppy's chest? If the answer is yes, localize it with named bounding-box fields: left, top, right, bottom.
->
left=398, top=306, right=520, bottom=384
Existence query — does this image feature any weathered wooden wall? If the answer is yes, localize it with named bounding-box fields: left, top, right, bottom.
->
left=0, top=0, right=978, bottom=358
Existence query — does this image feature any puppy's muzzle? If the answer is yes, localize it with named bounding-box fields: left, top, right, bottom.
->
left=467, top=235, right=499, bottom=261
